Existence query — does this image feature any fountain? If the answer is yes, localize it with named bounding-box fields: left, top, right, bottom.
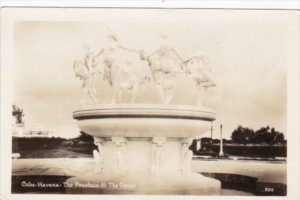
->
left=67, top=31, right=221, bottom=194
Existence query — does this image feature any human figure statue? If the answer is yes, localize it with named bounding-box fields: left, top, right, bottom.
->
left=183, top=54, right=216, bottom=107
left=151, top=137, right=166, bottom=175
left=140, top=33, right=184, bottom=104
left=96, top=30, right=149, bottom=104
left=112, top=61, right=140, bottom=103
left=93, top=138, right=105, bottom=174
left=181, top=142, right=193, bottom=175
left=112, top=137, right=127, bottom=177
left=73, top=46, right=105, bottom=106
left=93, top=150, right=102, bottom=174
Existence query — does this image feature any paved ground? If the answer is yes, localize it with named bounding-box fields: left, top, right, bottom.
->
left=221, top=189, right=254, bottom=196
left=12, top=158, right=94, bottom=176
left=13, top=158, right=286, bottom=184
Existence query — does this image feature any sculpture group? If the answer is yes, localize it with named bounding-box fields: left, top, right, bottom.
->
left=74, top=31, right=216, bottom=106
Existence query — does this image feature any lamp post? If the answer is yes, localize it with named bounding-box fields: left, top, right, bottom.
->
left=219, top=124, right=224, bottom=157
left=210, top=122, right=213, bottom=141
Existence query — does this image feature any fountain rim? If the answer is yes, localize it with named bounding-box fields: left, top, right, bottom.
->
left=73, top=104, right=216, bottom=121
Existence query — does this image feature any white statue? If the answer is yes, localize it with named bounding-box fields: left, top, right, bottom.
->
left=112, top=137, right=127, bottom=177
left=140, top=34, right=184, bottom=104
left=93, top=138, right=105, bottom=174
left=74, top=31, right=216, bottom=106
left=112, top=61, right=141, bottom=103
left=73, top=46, right=104, bottom=106
left=151, top=137, right=166, bottom=175
left=183, top=54, right=216, bottom=107
left=181, top=138, right=193, bottom=175
left=95, top=30, right=149, bottom=104
left=93, top=150, right=102, bottom=174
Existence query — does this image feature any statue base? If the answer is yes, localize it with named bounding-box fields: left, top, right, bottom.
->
left=65, top=137, right=221, bottom=195
left=65, top=171, right=221, bottom=195
left=70, top=104, right=221, bottom=195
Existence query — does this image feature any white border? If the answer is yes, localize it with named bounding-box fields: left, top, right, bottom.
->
left=286, top=10, right=300, bottom=198
left=1, top=4, right=300, bottom=200
left=0, top=0, right=299, bottom=9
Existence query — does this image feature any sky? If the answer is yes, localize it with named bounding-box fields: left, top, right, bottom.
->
left=13, top=9, right=287, bottom=139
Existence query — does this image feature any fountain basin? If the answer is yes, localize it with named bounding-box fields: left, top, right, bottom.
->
left=73, top=104, right=216, bottom=138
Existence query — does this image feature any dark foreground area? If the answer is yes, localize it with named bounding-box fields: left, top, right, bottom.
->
left=12, top=137, right=95, bottom=158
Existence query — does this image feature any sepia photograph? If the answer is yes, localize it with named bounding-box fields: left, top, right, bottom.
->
left=0, top=6, right=299, bottom=199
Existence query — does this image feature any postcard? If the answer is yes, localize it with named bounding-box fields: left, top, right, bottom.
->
left=1, top=6, right=299, bottom=200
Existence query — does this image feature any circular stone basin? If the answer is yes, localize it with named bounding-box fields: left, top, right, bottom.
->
left=73, top=104, right=216, bottom=138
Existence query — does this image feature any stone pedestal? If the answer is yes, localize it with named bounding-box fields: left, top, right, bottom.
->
left=67, top=104, right=221, bottom=194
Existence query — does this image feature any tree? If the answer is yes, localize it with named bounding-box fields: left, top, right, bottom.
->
left=231, top=125, right=285, bottom=145
left=212, top=139, right=220, bottom=144
left=231, top=125, right=255, bottom=144
left=201, top=137, right=212, bottom=144
left=12, top=104, right=24, bottom=124
left=254, top=126, right=284, bottom=146
left=275, top=133, right=285, bottom=144
left=199, top=137, right=212, bottom=150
